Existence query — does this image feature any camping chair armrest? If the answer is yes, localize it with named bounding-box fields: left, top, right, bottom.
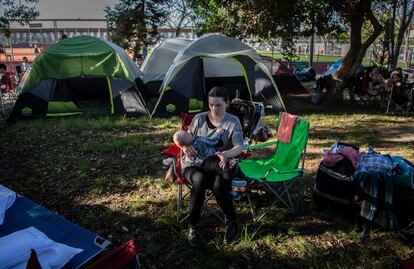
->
left=248, top=139, right=278, bottom=150
left=265, top=167, right=303, bottom=177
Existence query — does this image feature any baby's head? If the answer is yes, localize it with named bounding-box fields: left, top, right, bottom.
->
left=173, top=130, right=193, bottom=148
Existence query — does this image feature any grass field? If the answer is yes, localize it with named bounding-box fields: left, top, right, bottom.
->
left=0, top=95, right=413, bottom=268
left=260, top=52, right=343, bottom=63
left=259, top=52, right=407, bottom=68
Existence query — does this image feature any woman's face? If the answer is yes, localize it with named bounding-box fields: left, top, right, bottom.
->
left=208, top=96, right=227, bottom=118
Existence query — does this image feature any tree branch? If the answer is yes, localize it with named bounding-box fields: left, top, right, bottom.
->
left=362, top=8, right=382, bottom=49
left=403, top=0, right=414, bottom=29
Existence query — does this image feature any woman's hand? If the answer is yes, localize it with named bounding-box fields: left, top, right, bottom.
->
left=184, top=145, right=197, bottom=157
left=215, top=151, right=228, bottom=169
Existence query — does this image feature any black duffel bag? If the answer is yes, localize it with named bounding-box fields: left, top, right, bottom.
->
left=313, top=153, right=357, bottom=206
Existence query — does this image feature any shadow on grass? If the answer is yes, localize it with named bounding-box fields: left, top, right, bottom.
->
left=0, top=121, right=176, bottom=198
left=1, top=175, right=410, bottom=269
left=1, top=103, right=413, bottom=268
left=62, top=197, right=408, bottom=269
left=282, top=94, right=414, bottom=117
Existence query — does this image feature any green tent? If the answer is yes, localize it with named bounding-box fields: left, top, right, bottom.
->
left=9, top=36, right=149, bottom=120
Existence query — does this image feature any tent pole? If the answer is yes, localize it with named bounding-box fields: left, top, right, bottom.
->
left=271, top=45, right=275, bottom=74
left=201, top=57, right=207, bottom=108
left=106, top=76, right=115, bottom=114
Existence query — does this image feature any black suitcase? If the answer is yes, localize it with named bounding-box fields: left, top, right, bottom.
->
left=313, top=157, right=356, bottom=205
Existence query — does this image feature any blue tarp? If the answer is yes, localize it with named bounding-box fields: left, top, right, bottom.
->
left=323, top=59, right=364, bottom=77
left=0, top=196, right=111, bottom=269
left=323, top=59, right=344, bottom=77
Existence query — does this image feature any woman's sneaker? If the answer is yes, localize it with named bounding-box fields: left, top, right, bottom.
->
left=187, top=224, right=203, bottom=248
left=230, top=190, right=241, bottom=201
left=231, top=178, right=247, bottom=188
left=224, top=221, right=239, bottom=244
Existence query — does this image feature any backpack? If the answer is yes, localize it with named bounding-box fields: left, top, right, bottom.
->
left=314, top=158, right=357, bottom=206
left=314, top=142, right=359, bottom=206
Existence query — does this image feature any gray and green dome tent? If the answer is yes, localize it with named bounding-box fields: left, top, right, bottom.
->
left=9, top=36, right=149, bottom=120
left=151, top=34, right=286, bottom=116
left=140, top=38, right=192, bottom=98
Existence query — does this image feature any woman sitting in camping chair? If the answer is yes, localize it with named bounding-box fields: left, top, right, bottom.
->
left=367, top=66, right=391, bottom=106
left=180, top=86, right=244, bottom=248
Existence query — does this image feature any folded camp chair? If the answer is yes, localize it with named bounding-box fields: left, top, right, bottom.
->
left=0, top=196, right=111, bottom=269
left=386, top=82, right=413, bottom=113
left=238, top=112, right=310, bottom=222
left=161, top=112, right=226, bottom=223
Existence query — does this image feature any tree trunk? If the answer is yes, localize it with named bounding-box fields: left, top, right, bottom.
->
left=336, top=16, right=364, bottom=81
left=336, top=2, right=382, bottom=82
left=391, top=0, right=414, bottom=68
left=175, top=0, right=187, bottom=37
left=390, top=0, right=397, bottom=69
left=139, top=0, right=146, bottom=47
left=404, top=28, right=409, bottom=62
left=175, top=14, right=185, bottom=37
left=322, top=33, right=329, bottom=56
left=393, top=27, right=406, bottom=68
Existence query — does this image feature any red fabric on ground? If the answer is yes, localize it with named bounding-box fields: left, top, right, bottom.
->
left=401, top=256, right=414, bottom=269
left=86, top=239, right=139, bottom=269
left=26, top=249, right=41, bottom=269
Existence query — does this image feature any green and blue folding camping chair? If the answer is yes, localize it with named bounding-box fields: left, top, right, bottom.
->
left=238, top=112, right=309, bottom=222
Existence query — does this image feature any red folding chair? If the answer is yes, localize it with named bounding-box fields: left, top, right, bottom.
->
left=161, top=113, right=227, bottom=223
left=2, top=71, right=17, bottom=94
left=1, top=71, right=19, bottom=111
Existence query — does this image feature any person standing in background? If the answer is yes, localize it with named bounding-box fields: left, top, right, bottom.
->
left=21, top=57, right=30, bottom=72
left=142, top=46, right=148, bottom=60
left=59, top=30, right=68, bottom=41
left=34, top=45, right=40, bottom=58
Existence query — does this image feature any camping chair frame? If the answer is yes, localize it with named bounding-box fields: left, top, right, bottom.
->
left=386, top=83, right=413, bottom=113
left=161, top=113, right=227, bottom=224
left=162, top=103, right=265, bottom=224
left=238, top=113, right=309, bottom=223
left=166, top=154, right=226, bottom=224
left=244, top=143, right=307, bottom=223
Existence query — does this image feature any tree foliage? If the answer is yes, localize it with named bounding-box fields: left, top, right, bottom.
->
left=104, top=0, right=168, bottom=58
left=0, top=0, right=39, bottom=37
left=361, top=1, right=414, bottom=69
left=191, top=0, right=345, bottom=38
left=189, top=0, right=243, bottom=37
left=189, top=0, right=346, bottom=60
left=165, top=0, right=196, bottom=37
left=390, top=0, right=414, bottom=68
left=326, top=0, right=383, bottom=80
left=362, top=1, right=394, bottom=67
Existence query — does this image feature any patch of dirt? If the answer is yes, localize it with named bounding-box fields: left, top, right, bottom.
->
left=378, top=122, right=414, bottom=143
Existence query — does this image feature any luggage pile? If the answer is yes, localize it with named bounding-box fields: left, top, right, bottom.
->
left=313, top=141, right=414, bottom=231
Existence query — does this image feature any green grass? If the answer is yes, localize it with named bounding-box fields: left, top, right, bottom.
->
left=259, top=51, right=406, bottom=67
left=0, top=97, right=413, bottom=268
left=260, top=51, right=343, bottom=63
